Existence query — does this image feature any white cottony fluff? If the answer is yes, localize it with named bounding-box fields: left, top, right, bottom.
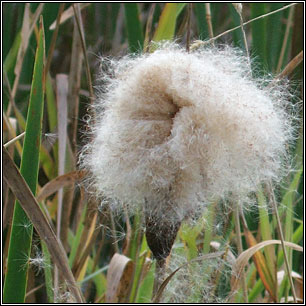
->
left=80, top=44, right=294, bottom=219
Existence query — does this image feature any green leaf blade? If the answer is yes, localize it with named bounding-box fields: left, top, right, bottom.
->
left=3, top=17, right=45, bottom=303
left=124, top=3, right=144, bottom=52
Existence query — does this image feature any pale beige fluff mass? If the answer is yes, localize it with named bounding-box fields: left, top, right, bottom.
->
left=81, top=44, right=293, bottom=219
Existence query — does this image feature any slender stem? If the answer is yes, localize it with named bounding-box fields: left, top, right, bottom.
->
left=186, top=3, right=192, bottom=52
left=276, top=5, right=295, bottom=73
left=109, top=210, right=119, bottom=253
left=45, top=4, right=65, bottom=78
left=234, top=203, right=248, bottom=303
left=205, top=3, right=214, bottom=46
left=72, top=4, right=95, bottom=101
left=153, top=258, right=166, bottom=299
left=269, top=182, right=297, bottom=303
left=3, top=132, right=25, bottom=148
left=238, top=9, right=250, bottom=68
left=191, top=3, right=297, bottom=50
left=278, top=50, right=303, bottom=79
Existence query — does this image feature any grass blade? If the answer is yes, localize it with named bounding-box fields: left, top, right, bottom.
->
left=3, top=147, right=84, bottom=303
left=124, top=3, right=144, bottom=52
left=41, top=241, right=54, bottom=303
left=228, top=3, right=244, bottom=49
left=193, top=3, right=208, bottom=39
left=250, top=3, right=267, bottom=71
left=231, top=240, right=303, bottom=295
left=266, top=3, right=285, bottom=72
left=152, top=3, right=187, bottom=43
left=3, top=17, right=45, bottom=303
left=257, top=188, right=277, bottom=293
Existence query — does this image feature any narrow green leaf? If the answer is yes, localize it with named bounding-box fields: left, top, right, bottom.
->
left=4, top=17, right=45, bottom=303
left=152, top=3, right=187, bottom=42
left=136, top=261, right=154, bottom=303
left=3, top=32, right=21, bottom=77
left=41, top=241, right=54, bottom=303
left=124, top=3, right=144, bottom=52
left=257, top=188, right=276, bottom=287
left=251, top=3, right=267, bottom=72
left=277, top=223, right=303, bottom=267
left=266, top=3, right=285, bottom=71
left=193, top=3, right=209, bottom=40
left=248, top=278, right=265, bottom=302
left=228, top=4, right=244, bottom=49
left=68, top=206, right=86, bottom=267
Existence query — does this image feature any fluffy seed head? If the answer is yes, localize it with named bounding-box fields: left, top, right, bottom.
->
left=80, top=43, right=295, bottom=220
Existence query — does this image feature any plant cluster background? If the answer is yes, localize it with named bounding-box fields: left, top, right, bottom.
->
left=2, top=2, right=303, bottom=303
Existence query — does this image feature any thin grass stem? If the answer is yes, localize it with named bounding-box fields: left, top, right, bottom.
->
left=153, top=258, right=166, bottom=301
left=72, top=4, right=95, bottom=101
left=269, top=182, right=297, bottom=303
left=191, top=3, right=297, bottom=50
left=205, top=3, right=214, bottom=46
left=3, top=132, right=25, bottom=148
left=234, top=203, right=248, bottom=303
left=276, top=5, right=295, bottom=73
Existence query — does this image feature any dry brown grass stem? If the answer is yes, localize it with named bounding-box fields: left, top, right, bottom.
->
left=236, top=6, right=250, bottom=66
left=205, top=3, right=214, bottom=46
left=3, top=132, right=25, bottom=148
left=186, top=3, right=192, bottom=52
left=143, top=4, right=156, bottom=53
left=45, top=3, right=65, bottom=78
left=7, top=4, right=44, bottom=117
left=276, top=5, right=295, bottom=74
left=278, top=50, right=303, bottom=79
left=72, top=4, right=95, bottom=101
left=3, top=147, right=84, bottom=303
left=268, top=182, right=297, bottom=303
left=191, top=3, right=297, bottom=50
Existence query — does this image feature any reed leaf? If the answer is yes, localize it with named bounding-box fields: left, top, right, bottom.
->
left=124, top=3, right=144, bottom=52
left=3, top=17, right=45, bottom=303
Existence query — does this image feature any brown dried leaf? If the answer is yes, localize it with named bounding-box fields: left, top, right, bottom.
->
left=106, top=253, right=134, bottom=303
left=231, top=240, right=303, bottom=294
left=49, top=3, right=90, bottom=30
left=2, top=147, right=84, bottom=303
left=36, top=170, right=86, bottom=202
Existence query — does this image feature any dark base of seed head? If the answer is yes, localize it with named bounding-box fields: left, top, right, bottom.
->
left=145, top=214, right=181, bottom=260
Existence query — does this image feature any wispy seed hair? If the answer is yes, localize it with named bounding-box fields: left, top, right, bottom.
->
left=80, top=43, right=296, bottom=220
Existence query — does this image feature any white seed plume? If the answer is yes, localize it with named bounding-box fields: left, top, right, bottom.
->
left=80, top=43, right=294, bottom=221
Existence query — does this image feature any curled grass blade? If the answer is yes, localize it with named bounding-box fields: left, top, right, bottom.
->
left=231, top=240, right=303, bottom=295
left=105, top=253, right=134, bottom=303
